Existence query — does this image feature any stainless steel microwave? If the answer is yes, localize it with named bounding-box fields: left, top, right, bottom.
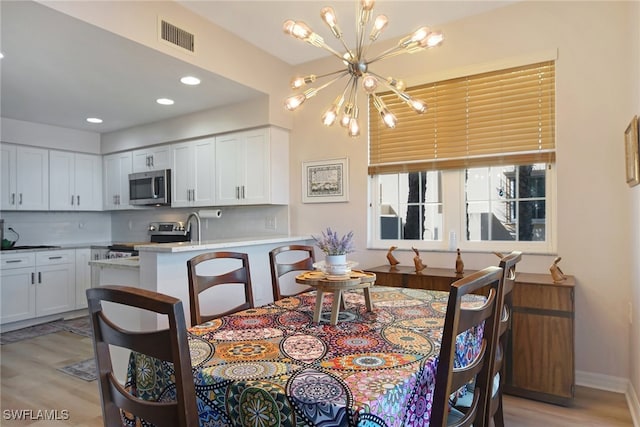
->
left=128, top=169, right=171, bottom=206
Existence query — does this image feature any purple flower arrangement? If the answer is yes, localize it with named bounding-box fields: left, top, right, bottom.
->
left=313, top=228, right=355, bottom=255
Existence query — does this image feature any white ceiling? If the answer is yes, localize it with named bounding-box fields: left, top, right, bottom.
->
left=0, top=1, right=516, bottom=134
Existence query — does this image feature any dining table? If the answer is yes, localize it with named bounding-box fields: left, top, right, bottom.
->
left=123, top=284, right=484, bottom=427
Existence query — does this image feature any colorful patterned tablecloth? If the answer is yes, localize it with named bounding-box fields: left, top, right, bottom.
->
left=125, top=286, right=483, bottom=427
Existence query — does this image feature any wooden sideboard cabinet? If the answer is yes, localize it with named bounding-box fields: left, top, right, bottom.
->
left=365, top=265, right=576, bottom=406
left=506, top=272, right=575, bottom=406
left=364, top=265, right=466, bottom=292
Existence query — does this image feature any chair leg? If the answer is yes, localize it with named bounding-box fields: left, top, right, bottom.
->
left=493, top=393, right=505, bottom=427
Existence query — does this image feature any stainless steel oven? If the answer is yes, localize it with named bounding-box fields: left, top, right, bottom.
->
left=128, top=169, right=171, bottom=206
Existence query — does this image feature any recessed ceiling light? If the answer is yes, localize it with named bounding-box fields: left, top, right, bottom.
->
left=86, top=117, right=103, bottom=124
left=156, top=98, right=174, bottom=105
left=180, top=76, right=201, bottom=85
left=0, top=52, right=4, bottom=59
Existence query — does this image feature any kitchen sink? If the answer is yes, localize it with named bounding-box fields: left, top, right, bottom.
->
left=1, top=245, right=62, bottom=251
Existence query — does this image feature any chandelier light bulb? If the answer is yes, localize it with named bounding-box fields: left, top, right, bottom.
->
left=369, top=15, right=388, bottom=42
left=284, top=93, right=306, bottom=111
left=408, top=98, right=428, bottom=114
left=381, top=110, right=397, bottom=128
left=361, top=0, right=375, bottom=12
left=348, top=118, right=360, bottom=137
left=291, top=75, right=317, bottom=89
left=322, top=106, right=338, bottom=126
left=321, top=7, right=342, bottom=39
left=362, top=75, right=378, bottom=93
left=424, top=31, right=444, bottom=48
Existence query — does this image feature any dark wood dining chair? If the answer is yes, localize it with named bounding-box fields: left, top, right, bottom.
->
left=86, top=285, right=198, bottom=427
left=186, top=251, right=254, bottom=326
left=430, top=266, right=504, bottom=427
left=485, top=251, right=522, bottom=427
left=269, top=244, right=315, bottom=301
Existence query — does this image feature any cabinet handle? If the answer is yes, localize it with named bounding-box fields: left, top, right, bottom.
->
left=146, top=156, right=150, bottom=167
left=150, top=155, right=154, bottom=167
left=38, top=272, right=41, bottom=283
left=6, top=260, right=22, bottom=264
left=31, top=272, right=35, bottom=284
left=236, top=186, right=240, bottom=199
left=11, top=193, right=15, bottom=205
left=192, top=189, right=195, bottom=201
left=241, top=185, right=245, bottom=199
left=71, top=195, right=75, bottom=205
left=19, top=193, right=23, bottom=205
left=48, top=256, right=63, bottom=260
left=77, top=195, right=80, bottom=205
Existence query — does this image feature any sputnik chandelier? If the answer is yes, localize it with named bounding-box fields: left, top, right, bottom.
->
left=283, top=0, right=444, bottom=137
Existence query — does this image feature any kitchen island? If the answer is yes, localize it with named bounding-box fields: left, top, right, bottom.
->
left=93, top=235, right=314, bottom=327
left=89, top=235, right=313, bottom=382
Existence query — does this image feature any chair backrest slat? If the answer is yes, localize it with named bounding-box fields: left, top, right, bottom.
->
left=86, top=285, right=198, bottom=427
left=186, top=251, right=254, bottom=326
left=269, top=245, right=315, bottom=301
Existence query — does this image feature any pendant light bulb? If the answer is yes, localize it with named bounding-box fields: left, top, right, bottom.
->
left=320, top=7, right=342, bottom=38
left=369, top=15, right=388, bottom=42
left=362, top=75, right=378, bottom=93
left=291, top=75, right=317, bottom=89
left=284, top=93, right=306, bottom=111
left=348, top=118, right=360, bottom=137
left=408, top=98, right=428, bottom=114
left=322, top=105, right=338, bottom=126
left=381, top=110, right=397, bottom=128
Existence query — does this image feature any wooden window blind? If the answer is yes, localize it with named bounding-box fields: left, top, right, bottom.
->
left=368, top=61, right=555, bottom=174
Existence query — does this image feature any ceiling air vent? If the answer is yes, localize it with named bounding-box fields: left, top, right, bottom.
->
left=159, top=19, right=194, bottom=53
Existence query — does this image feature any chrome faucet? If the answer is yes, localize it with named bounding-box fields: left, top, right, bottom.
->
left=186, top=212, right=201, bottom=244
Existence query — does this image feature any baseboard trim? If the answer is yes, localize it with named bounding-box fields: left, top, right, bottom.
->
left=576, top=370, right=640, bottom=427
left=576, top=370, right=629, bottom=393
left=627, top=382, right=640, bottom=427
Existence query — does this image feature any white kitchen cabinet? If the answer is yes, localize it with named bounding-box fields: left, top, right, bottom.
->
left=0, top=250, right=76, bottom=324
left=35, top=250, right=76, bottom=317
left=171, top=138, right=215, bottom=207
left=75, top=248, right=91, bottom=309
left=103, top=151, right=133, bottom=210
left=0, top=143, right=49, bottom=210
left=50, top=151, right=102, bottom=211
left=215, top=127, right=289, bottom=206
left=132, top=145, right=172, bottom=172
left=0, top=253, right=36, bottom=324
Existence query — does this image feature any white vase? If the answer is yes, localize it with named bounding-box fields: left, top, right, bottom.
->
left=325, top=254, right=348, bottom=275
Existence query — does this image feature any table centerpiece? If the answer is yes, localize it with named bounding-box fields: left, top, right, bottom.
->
left=313, top=227, right=355, bottom=276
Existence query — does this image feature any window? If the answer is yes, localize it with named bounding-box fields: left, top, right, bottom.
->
left=368, top=61, right=556, bottom=253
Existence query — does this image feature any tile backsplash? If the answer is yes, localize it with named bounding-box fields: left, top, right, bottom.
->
left=1, top=205, right=290, bottom=246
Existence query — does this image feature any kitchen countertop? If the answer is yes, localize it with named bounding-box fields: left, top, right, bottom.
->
left=88, top=256, right=140, bottom=269
left=134, top=235, right=313, bottom=253
left=0, top=242, right=112, bottom=254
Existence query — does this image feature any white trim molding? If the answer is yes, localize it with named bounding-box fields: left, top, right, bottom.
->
left=576, top=370, right=640, bottom=427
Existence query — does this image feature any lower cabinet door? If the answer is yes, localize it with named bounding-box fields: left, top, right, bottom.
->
left=508, top=310, right=574, bottom=403
left=0, top=267, right=36, bottom=324
left=36, top=264, right=75, bottom=317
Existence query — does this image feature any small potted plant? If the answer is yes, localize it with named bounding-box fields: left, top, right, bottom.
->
left=313, top=228, right=355, bottom=275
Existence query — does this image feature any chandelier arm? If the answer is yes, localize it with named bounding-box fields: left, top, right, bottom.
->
left=315, top=71, right=351, bottom=93
left=366, top=45, right=406, bottom=65
left=316, top=42, right=352, bottom=62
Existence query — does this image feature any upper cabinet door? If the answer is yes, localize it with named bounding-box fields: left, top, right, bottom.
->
left=171, top=138, right=215, bottom=207
left=15, top=146, right=49, bottom=210
left=74, top=153, right=102, bottom=210
left=103, top=152, right=132, bottom=210
left=1, top=143, right=18, bottom=210
left=49, top=150, right=75, bottom=210
left=132, top=146, right=173, bottom=173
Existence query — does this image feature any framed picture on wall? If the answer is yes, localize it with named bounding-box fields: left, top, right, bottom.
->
left=302, top=158, right=349, bottom=203
left=625, top=115, right=639, bottom=187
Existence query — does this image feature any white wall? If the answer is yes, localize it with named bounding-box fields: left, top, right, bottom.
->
left=100, top=97, right=271, bottom=154
left=288, top=1, right=635, bottom=386
left=629, top=0, right=640, bottom=422
left=1, top=117, right=101, bottom=153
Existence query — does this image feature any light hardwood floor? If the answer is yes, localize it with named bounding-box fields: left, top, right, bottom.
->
left=0, top=330, right=634, bottom=426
